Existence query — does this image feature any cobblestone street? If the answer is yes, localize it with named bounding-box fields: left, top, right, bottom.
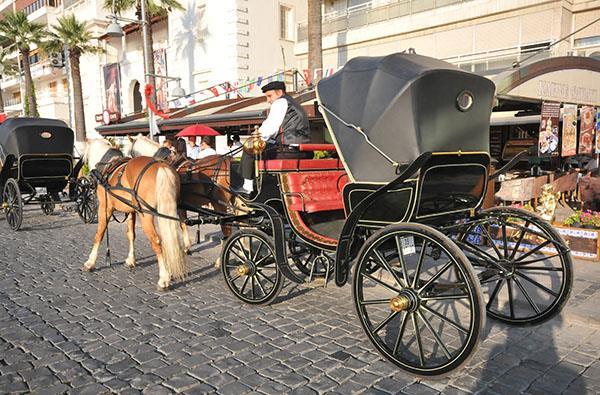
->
left=1, top=209, right=599, bottom=394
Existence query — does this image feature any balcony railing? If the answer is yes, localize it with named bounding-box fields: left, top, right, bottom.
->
left=23, top=0, right=61, bottom=16
left=297, top=0, right=472, bottom=41
left=5, top=97, right=22, bottom=107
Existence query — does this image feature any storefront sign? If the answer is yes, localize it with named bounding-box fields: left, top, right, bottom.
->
left=562, top=104, right=578, bottom=157
left=579, top=106, right=595, bottom=155
left=538, top=101, right=560, bottom=156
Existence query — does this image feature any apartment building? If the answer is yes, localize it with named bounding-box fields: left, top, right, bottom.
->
left=0, top=0, right=306, bottom=138
left=295, top=0, right=600, bottom=76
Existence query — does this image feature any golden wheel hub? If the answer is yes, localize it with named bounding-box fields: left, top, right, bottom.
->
left=1, top=202, right=8, bottom=209
left=237, top=264, right=251, bottom=276
left=389, top=295, right=411, bottom=312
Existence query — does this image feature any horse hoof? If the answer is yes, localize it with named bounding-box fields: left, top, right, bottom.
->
left=156, top=284, right=170, bottom=292
left=185, top=249, right=192, bottom=256
left=82, top=265, right=94, bottom=272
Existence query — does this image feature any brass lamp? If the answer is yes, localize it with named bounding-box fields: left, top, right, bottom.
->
left=243, top=126, right=267, bottom=155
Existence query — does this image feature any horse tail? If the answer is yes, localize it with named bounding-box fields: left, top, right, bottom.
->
left=155, top=166, right=187, bottom=281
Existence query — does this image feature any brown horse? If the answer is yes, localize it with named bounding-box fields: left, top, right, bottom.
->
left=125, top=135, right=239, bottom=256
left=83, top=139, right=188, bottom=289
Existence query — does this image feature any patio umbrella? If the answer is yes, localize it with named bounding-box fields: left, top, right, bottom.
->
left=176, top=124, right=220, bottom=137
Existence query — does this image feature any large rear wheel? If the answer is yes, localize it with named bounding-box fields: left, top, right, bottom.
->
left=3, top=178, right=23, bottom=231
left=353, top=223, right=484, bottom=376
left=454, top=207, right=572, bottom=325
left=221, top=229, right=284, bottom=305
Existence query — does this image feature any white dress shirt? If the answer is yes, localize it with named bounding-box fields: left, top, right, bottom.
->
left=259, top=98, right=288, bottom=142
left=198, top=147, right=217, bottom=158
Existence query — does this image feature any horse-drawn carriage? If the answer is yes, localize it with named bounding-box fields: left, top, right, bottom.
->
left=216, top=53, right=573, bottom=375
left=0, top=117, right=97, bottom=230
left=84, top=53, right=572, bottom=377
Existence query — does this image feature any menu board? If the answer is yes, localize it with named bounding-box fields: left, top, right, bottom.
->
left=538, top=101, right=560, bottom=156
left=579, top=106, right=594, bottom=155
left=596, top=108, right=600, bottom=154
left=561, top=104, right=578, bottom=157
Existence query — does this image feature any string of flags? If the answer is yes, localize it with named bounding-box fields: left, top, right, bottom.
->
left=170, top=71, right=287, bottom=108
left=169, top=66, right=342, bottom=109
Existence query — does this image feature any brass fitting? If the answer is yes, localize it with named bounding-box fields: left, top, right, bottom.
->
left=243, top=125, right=267, bottom=155
left=389, top=295, right=411, bottom=312
left=1, top=202, right=8, bottom=210
left=237, top=265, right=250, bottom=276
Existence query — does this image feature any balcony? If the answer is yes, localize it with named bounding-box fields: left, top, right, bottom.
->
left=3, top=97, right=22, bottom=112
left=297, top=0, right=472, bottom=41
left=0, top=0, right=13, bottom=13
left=23, top=0, right=61, bottom=23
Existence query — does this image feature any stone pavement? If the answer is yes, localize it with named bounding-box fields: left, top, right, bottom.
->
left=0, top=208, right=599, bottom=394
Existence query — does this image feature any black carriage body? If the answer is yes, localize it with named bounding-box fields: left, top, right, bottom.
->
left=0, top=118, right=74, bottom=192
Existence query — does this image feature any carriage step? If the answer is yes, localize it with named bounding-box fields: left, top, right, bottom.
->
left=304, top=277, right=328, bottom=288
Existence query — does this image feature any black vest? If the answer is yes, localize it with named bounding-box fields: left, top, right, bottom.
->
left=279, top=94, right=311, bottom=145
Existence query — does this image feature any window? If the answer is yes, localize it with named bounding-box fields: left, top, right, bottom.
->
left=49, top=81, right=57, bottom=95
left=280, top=5, right=293, bottom=40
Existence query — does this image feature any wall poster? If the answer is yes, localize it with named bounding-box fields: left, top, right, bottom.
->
left=153, top=49, right=169, bottom=111
left=561, top=103, right=578, bottom=157
left=103, top=63, right=122, bottom=114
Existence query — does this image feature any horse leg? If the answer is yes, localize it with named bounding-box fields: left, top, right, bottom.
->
left=125, top=212, right=136, bottom=268
left=178, top=209, right=192, bottom=255
left=140, top=214, right=170, bottom=290
left=83, top=191, right=113, bottom=272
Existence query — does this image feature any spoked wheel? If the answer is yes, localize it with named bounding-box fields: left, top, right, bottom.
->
left=454, top=207, right=572, bottom=325
left=221, top=229, right=284, bottom=305
left=353, top=223, right=484, bottom=376
left=2, top=178, right=23, bottom=231
left=75, top=177, right=97, bottom=224
left=40, top=195, right=55, bottom=215
left=287, top=233, right=334, bottom=279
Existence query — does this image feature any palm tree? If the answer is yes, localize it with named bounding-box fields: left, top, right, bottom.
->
left=46, top=15, right=103, bottom=142
left=0, top=47, right=19, bottom=113
left=0, top=11, right=47, bottom=117
left=307, top=0, right=323, bottom=86
left=104, top=0, right=184, bottom=91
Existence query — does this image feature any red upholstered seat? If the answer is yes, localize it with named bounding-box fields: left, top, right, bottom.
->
left=259, top=159, right=344, bottom=171
left=284, top=171, right=348, bottom=213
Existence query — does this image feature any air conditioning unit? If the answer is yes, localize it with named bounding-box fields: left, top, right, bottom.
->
left=50, top=52, right=63, bottom=68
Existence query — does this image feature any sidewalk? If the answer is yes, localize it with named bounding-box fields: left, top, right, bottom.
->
left=564, top=258, right=600, bottom=327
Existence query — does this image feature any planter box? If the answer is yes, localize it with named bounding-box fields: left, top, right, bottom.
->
left=552, top=224, right=599, bottom=261
left=487, top=223, right=600, bottom=262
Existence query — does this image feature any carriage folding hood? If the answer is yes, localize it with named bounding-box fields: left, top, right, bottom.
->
left=316, top=53, right=496, bottom=184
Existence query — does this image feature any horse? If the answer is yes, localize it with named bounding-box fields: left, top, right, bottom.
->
left=124, top=135, right=240, bottom=261
left=82, top=138, right=188, bottom=290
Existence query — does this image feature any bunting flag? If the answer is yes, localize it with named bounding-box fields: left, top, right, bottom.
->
left=149, top=111, right=161, bottom=138
left=595, top=108, right=600, bottom=154
left=256, top=76, right=263, bottom=87
left=277, top=73, right=284, bottom=82
left=208, top=86, right=219, bottom=97
left=302, top=69, right=311, bottom=85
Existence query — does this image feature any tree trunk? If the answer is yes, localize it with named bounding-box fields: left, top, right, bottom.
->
left=307, top=0, right=323, bottom=86
left=70, top=51, right=86, bottom=142
left=21, top=49, right=39, bottom=117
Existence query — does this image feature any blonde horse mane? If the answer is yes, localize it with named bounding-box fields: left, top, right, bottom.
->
left=130, top=134, right=160, bottom=157
left=84, top=138, right=115, bottom=170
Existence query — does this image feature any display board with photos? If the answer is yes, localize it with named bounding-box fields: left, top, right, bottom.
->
left=538, top=101, right=560, bottom=156
left=561, top=103, right=578, bottom=157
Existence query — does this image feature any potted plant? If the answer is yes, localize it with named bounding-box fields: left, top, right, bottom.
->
left=563, top=210, right=600, bottom=229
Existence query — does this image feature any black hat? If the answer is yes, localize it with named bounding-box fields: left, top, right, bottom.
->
left=261, top=81, right=286, bottom=93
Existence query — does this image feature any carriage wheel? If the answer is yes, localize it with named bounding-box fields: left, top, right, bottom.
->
left=353, top=223, right=484, bottom=376
left=75, top=177, right=97, bottom=224
left=221, top=229, right=284, bottom=305
left=3, top=179, right=23, bottom=231
left=40, top=195, right=55, bottom=215
left=456, top=207, right=572, bottom=326
left=287, top=233, right=333, bottom=278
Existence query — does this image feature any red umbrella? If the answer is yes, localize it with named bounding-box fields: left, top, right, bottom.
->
left=176, top=124, right=220, bottom=137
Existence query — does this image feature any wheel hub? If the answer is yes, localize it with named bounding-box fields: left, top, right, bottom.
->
left=237, top=262, right=256, bottom=276
left=390, top=290, right=419, bottom=312
left=1, top=202, right=8, bottom=210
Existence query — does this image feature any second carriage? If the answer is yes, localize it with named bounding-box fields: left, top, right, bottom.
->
left=217, top=54, right=572, bottom=376
left=0, top=117, right=98, bottom=230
